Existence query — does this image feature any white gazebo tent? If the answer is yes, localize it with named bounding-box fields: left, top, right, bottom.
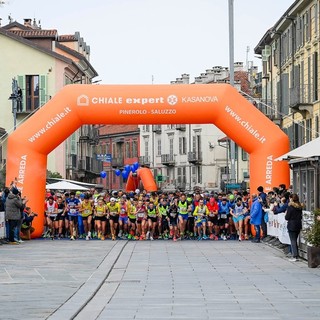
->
left=46, top=181, right=89, bottom=191
left=275, top=137, right=320, bottom=161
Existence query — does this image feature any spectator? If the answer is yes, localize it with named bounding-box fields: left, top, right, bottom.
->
left=5, top=188, right=27, bottom=244
left=250, top=194, right=263, bottom=243
left=285, top=194, right=303, bottom=262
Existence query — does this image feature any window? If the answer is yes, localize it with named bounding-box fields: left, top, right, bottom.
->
left=100, top=144, right=106, bottom=154
left=169, top=138, right=174, bottom=155
left=145, top=140, right=149, bottom=157
left=315, top=115, right=319, bottom=138
left=241, top=148, right=248, bottom=161
left=179, top=137, right=187, bottom=155
left=70, top=133, right=76, bottom=154
left=125, top=141, right=130, bottom=158
left=306, top=119, right=312, bottom=142
left=197, top=166, right=202, bottom=184
left=132, top=140, right=138, bottom=157
left=157, top=139, right=161, bottom=156
left=26, top=75, right=39, bottom=111
left=313, top=52, right=318, bottom=102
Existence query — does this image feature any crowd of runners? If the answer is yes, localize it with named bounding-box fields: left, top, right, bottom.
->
left=37, top=184, right=291, bottom=242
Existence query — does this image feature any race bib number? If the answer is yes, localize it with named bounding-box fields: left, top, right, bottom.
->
left=220, top=213, right=227, bottom=219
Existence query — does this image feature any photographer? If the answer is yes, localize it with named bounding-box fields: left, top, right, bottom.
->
left=21, top=207, right=37, bottom=240
left=5, top=187, right=28, bottom=245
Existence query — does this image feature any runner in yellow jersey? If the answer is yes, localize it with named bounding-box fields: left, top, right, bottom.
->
left=79, top=194, right=93, bottom=240
left=94, top=198, right=107, bottom=240
left=106, top=197, right=120, bottom=240
left=127, top=198, right=137, bottom=239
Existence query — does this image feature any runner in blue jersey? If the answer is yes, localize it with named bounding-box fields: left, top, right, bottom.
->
left=66, top=191, right=81, bottom=240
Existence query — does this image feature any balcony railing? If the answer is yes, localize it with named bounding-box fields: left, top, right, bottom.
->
left=78, top=156, right=102, bottom=173
left=139, top=156, right=151, bottom=167
left=187, top=151, right=202, bottom=164
left=176, top=124, right=186, bottom=131
left=161, top=154, right=175, bottom=166
left=152, top=125, right=162, bottom=134
left=289, top=85, right=313, bottom=108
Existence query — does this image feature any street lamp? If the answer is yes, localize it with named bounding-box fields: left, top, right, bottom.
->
left=228, top=0, right=236, bottom=184
left=8, top=78, right=19, bottom=131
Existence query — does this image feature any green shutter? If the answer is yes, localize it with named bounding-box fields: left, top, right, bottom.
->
left=17, top=75, right=25, bottom=111
left=39, top=75, right=47, bottom=106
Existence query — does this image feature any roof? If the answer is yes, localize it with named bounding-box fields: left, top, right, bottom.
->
left=8, top=29, right=58, bottom=39
left=0, top=27, right=72, bottom=64
left=275, top=137, right=320, bottom=161
left=207, top=70, right=252, bottom=94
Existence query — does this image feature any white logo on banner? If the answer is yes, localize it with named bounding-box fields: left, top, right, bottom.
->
left=167, top=95, right=178, bottom=106
left=77, top=95, right=90, bottom=106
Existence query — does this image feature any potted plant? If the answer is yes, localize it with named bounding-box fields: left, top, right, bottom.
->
left=303, top=209, right=320, bottom=268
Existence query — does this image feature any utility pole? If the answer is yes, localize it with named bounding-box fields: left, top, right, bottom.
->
left=228, top=0, right=236, bottom=184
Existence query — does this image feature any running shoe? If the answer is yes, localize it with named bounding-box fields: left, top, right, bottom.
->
left=9, top=241, right=20, bottom=245
left=70, top=236, right=75, bottom=241
left=209, top=234, right=214, bottom=240
left=127, top=234, right=132, bottom=240
left=288, top=257, right=298, bottom=262
left=173, top=237, right=177, bottom=242
left=101, top=235, right=105, bottom=241
left=198, top=236, right=202, bottom=241
left=222, top=235, right=227, bottom=241
left=112, top=235, right=116, bottom=241
left=85, top=235, right=89, bottom=241
left=118, top=230, right=123, bottom=237
left=146, top=231, right=150, bottom=239
left=150, top=236, right=154, bottom=241
left=202, top=235, right=208, bottom=240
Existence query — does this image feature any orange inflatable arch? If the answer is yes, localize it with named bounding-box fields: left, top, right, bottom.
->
left=6, top=84, right=289, bottom=237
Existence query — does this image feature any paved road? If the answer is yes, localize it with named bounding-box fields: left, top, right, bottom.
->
left=0, top=239, right=319, bottom=320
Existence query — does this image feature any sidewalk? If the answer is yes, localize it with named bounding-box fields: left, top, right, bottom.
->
left=0, top=239, right=319, bottom=320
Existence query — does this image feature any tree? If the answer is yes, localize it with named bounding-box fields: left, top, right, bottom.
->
left=46, top=170, right=63, bottom=179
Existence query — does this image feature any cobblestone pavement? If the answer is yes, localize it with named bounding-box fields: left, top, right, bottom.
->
left=0, top=239, right=319, bottom=320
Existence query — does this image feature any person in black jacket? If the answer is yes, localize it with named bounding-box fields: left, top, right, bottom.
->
left=285, top=193, right=303, bottom=262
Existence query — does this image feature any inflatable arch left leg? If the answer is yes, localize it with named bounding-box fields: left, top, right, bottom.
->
left=6, top=84, right=289, bottom=237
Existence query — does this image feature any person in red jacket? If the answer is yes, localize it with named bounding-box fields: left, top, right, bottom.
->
left=207, top=196, right=219, bottom=240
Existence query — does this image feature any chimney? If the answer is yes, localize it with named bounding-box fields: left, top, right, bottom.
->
left=234, top=62, right=244, bottom=72
left=181, top=73, right=190, bottom=84
left=24, top=18, right=32, bottom=27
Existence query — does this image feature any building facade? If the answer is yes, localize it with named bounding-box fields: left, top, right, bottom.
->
left=0, top=18, right=101, bottom=185
left=98, top=125, right=140, bottom=191
left=254, top=0, right=320, bottom=210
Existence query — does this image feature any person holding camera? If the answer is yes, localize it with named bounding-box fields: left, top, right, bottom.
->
left=5, top=187, right=28, bottom=245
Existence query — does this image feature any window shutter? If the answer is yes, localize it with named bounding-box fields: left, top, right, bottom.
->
left=39, top=75, right=47, bottom=106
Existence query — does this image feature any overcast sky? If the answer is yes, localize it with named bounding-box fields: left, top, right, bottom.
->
left=1, top=0, right=294, bottom=84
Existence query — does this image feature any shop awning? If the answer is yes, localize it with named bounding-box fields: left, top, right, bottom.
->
left=275, top=137, right=320, bottom=161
